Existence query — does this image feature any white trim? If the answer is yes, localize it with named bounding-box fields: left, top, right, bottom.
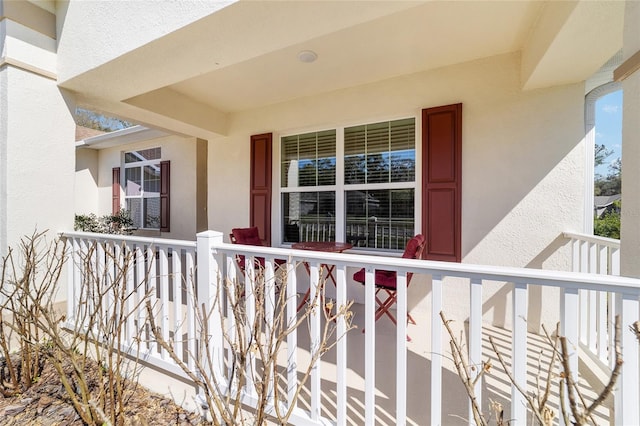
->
left=122, top=147, right=162, bottom=230
left=274, top=115, right=419, bottom=249
left=76, top=125, right=171, bottom=150
left=0, top=56, right=55, bottom=80
left=584, top=82, right=621, bottom=235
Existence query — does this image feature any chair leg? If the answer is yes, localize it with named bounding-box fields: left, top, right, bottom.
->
left=297, top=288, right=311, bottom=312
left=374, top=288, right=417, bottom=326
left=361, top=287, right=416, bottom=341
left=375, top=293, right=398, bottom=324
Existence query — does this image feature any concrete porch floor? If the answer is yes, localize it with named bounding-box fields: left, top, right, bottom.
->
left=290, top=302, right=613, bottom=425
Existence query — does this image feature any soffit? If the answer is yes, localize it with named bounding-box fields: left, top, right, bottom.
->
left=60, top=0, right=624, bottom=139
left=521, top=0, right=624, bottom=90
left=167, top=1, right=542, bottom=113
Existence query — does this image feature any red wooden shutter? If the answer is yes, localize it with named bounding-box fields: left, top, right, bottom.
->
left=160, top=160, right=170, bottom=232
left=422, top=104, right=462, bottom=262
left=250, top=133, right=272, bottom=246
left=112, top=167, right=120, bottom=215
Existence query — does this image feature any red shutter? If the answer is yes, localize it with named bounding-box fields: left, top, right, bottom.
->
left=112, top=167, right=121, bottom=215
left=160, top=160, right=170, bottom=232
left=250, top=133, right=272, bottom=246
left=422, top=104, right=462, bottom=262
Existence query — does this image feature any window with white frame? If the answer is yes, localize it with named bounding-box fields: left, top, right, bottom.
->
left=124, top=147, right=161, bottom=229
left=281, top=118, right=416, bottom=251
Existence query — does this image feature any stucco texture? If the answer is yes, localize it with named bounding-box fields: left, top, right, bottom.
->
left=96, top=135, right=199, bottom=241
left=208, top=52, right=584, bottom=331
left=4, top=66, right=75, bottom=254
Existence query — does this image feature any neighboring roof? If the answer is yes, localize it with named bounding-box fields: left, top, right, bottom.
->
left=75, top=126, right=105, bottom=141
left=594, top=194, right=621, bottom=208
left=594, top=194, right=621, bottom=218
left=75, top=125, right=171, bottom=150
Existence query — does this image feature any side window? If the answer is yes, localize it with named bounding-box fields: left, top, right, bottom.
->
left=123, top=148, right=162, bottom=230
left=344, top=118, right=416, bottom=250
left=281, top=131, right=337, bottom=243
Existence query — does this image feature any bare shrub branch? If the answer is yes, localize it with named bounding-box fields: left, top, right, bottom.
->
left=147, top=260, right=355, bottom=425
left=1, top=232, right=152, bottom=425
left=443, top=308, right=625, bottom=426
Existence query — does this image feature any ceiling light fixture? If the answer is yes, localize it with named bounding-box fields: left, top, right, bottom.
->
left=297, top=50, right=318, bottom=63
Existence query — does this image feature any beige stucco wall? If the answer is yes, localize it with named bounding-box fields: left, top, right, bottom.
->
left=208, top=52, right=584, bottom=331
left=620, top=0, right=640, bottom=278
left=74, top=147, right=99, bottom=215
left=0, top=1, right=75, bottom=306
left=1, top=64, right=75, bottom=264
left=96, top=135, right=199, bottom=241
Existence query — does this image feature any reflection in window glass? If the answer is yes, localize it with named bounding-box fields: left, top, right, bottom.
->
left=346, top=189, right=414, bottom=250
left=126, top=198, right=142, bottom=229
left=143, top=165, right=161, bottom=194
left=344, top=118, right=415, bottom=185
left=281, top=130, right=336, bottom=188
left=124, top=147, right=161, bottom=229
left=125, top=168, right=142, bottom=196
left=282, top=192, right=335, bottom=242
left=279, top=118, right=416, bottom=251
left=125, top=147, right=161, bottom=163
left=144, top=198, right=161, bottom=229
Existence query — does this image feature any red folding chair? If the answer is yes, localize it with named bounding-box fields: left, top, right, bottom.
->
left=352, top=234, right=426, bottom=333
left=230, top=226, right=286, bottom=275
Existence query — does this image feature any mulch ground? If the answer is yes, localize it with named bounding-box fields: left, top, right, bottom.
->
left=0, top=356, right=207, bottom=425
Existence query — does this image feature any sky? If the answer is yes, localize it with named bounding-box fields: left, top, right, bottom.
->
left=595, top=90, right=623, bottom=177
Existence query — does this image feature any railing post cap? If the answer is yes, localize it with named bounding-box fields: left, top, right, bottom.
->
left=196, top=230, right=223, bottom=239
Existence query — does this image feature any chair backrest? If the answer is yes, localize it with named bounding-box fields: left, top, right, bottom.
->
left=401, top=234, right=426, bottom=260
left=230, top=227, right=265, bottom=273
left=230, top=227, right=263, bottom=246
left=402, top=234, right=426, bottom=285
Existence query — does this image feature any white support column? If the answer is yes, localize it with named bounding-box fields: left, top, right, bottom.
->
left=620, top=1, right=640, bottom=278
left=617, top=6, right=640, bottom=423
left=196, top=231, right=224, bottom=379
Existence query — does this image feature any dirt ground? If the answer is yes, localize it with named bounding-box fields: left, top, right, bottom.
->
left=0, top=358, right=206, bottom=425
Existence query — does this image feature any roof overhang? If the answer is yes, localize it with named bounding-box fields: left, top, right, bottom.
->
left=75, top=125, right=171, bottom=150
left=58, top=0, right=625, bottom=140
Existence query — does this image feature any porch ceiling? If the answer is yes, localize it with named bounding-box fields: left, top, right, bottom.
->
left=59, top=0, right=623, bottom=140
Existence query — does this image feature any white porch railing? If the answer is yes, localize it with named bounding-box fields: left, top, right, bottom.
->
left=61, top=230, right=640, bottom=426
left=564, top=232, right=621, bottom=369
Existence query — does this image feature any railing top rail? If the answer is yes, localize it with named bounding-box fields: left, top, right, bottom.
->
left=59, top=231, right=197, bottom=249
left=217, top=241, right=640, bottom=293
left=563, top=231, right=621, bottom=248
left=58, top=231, right=640, bottom=293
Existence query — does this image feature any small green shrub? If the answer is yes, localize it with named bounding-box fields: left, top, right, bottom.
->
left=594, top=211, right=620, bottom=239
left=74, top=209, right=134, bottom=235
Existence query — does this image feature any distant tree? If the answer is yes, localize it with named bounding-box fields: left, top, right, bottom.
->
left=594, top=203, right=621, bottom=239
left=609, top=157, right=621, bottom=176
left=594, top=146, right=621, bottom=238
left=595, top=143, right=613, bottom=170
left=74, top=107, right=133, bottom=132
left=594, top=152, right=621, bottom=197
